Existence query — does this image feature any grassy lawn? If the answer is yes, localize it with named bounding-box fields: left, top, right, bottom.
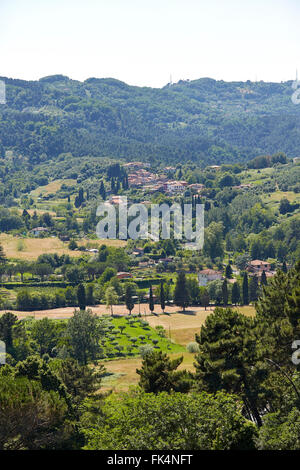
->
left=101, top=315, right=185, bottom=360
left=262, top=190, right=300, bottom=208
left=30, top=179, right=77, bottom=197
left=100, top=306, right=257, bottom=392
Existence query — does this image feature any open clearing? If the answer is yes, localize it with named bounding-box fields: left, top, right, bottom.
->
left=0, top=234, right=126, bottom=260
left=101, top=352, right=196, bottom=392
left=4, top=304, right=255, bottom=392
left=30, top=179, right=77, bottom=197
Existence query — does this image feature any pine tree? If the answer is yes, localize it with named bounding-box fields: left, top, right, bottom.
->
left=222, top=279, right=228, bottom=306
left=77, top=284, right=86, bottom=311
left=160, top=281, right=165, bottom=313
left=174, top=271, right=189, bottom=312
left=242, top=272, right=249, bottom=305
left=231, top=282, right=240, bottom=306
left=136, top=350, right=190, bottom=393
left=194, top=307, right=264, bottom=427
left=149, top=284, right=154, bottom=313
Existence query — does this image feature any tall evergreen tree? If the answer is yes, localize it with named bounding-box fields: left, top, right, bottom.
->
left=0, top=244, right=6, bottom=264
left=282, top=261, right=288, bottom=274
left=125, top=284, right=135, bottom=315
left=225, top=264, right=233, bottom=279
left=242, top=272, right=249, bottom=305
left=261, top=270, right=267, bottom=286
left=160, top=281, right=165, bottom=313
left=231, top=282, right=240, bottom=306
left=149, top=284, right=154, bottom=313
left=136, top=350, right=191, bottom=393
left=99, top=180, right=106, bottom=200
left=174, top=271, right=189, bottom=312
left=111, top=178, right=115, bottom=193
left=77, top=284, right=86, bottom=311
left=222, top=279, right=228, bottom=306
left=201, top=289, right=210, bottom=310
left=249, top=275, right=259, bottom=303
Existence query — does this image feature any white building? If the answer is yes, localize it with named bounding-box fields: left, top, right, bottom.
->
left=198, top=269, right=223, bottom=286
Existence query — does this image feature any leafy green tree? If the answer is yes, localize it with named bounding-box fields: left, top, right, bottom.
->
left=81, top=389, right=257, bottom=450
left=67, top=309, right=102, bottom=365
left=0, top=312, right=18, bottom=352
left=31, top=318, right=59, bottom=356
left=52, top=358, right=105, bottom=404
left=105, top=286, right=118, bottom=315
left=34, top=263, right=53, bottom=281
left=0, top=375, right=72, bottom=450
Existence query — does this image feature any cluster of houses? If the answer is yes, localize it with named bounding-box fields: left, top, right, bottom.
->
left=197, top=259, right=276, bottom=287
left=123, top=162, right=206, bottom=195
left=246, top=259, right=276, bottom=279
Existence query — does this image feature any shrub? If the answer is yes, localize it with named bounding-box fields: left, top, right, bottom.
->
left=139, top=344, right=154, bottom=358
left=186, top=342, right=200, bottom=353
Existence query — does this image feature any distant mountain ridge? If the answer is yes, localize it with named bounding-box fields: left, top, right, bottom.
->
left=0, top=75, right=299, bottom=165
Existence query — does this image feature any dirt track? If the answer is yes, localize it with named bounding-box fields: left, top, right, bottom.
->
left=0, top=304, right=214, bottom=320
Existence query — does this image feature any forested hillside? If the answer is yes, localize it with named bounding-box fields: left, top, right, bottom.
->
left=0, top=75, right=300, bottom=165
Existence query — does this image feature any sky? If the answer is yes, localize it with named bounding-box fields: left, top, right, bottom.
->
left=0, top=0, right=300, bottom=88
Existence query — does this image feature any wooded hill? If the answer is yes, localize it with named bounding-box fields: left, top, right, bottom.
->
left=0, top=75, right=300, bottom=165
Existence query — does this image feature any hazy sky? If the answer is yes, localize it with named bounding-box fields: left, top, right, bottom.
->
left=0, top=0, right=299, bottom=87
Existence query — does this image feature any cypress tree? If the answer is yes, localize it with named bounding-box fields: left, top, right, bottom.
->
left=231, top=282, right=240, bottom=306
left=174, top=271, right=189, bottom=312
left=261, top=270, right=267, bottom=286
left=77, top=284, right=86, bottom=311
left=201, top=289, right=210, bottom=310
left=249, top=275, right=259, bottom=303
left=149, top=284, right=154, bottom=313
left=111, top=177, right=115, bottom=193
left=225, top=264, right=233, bottom=279
left=160, top=281, right=165, bottom=313
left=125, top=284, right=135, bottom=315
left=222, top=279, right=228, bottom=306
left=282, top=261, right=287, bottom=273
left=242, top=272, right=249, bottom=305
left=99, top=180, right=106, bottom=200
left=0, top=244, right=6, bottom=264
